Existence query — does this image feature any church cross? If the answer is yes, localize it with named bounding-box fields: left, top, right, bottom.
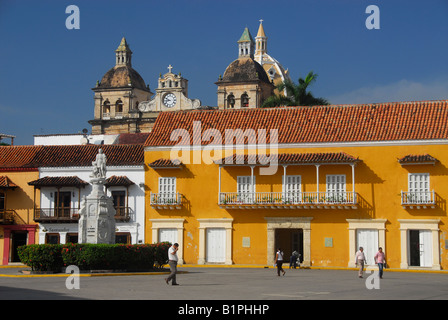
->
left=168, top=64, right=173, bottom=73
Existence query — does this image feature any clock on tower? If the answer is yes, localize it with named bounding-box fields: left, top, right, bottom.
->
left=138, top=65, right=201, bottom=112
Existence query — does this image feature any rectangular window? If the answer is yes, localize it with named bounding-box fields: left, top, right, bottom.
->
left=0, top=192, right=5, bottom=210
left=112, top=190, right=126, bottom=217
left=237, top=176, right=255, bottom=203
left=283, top=175, right=301, bottom=203
left=54, top=191, right=71, bottom=218
left=158, top=177, right=177, bottom=204
left=326, top=174, right=346, bottom=202
left=408, top=173, right=430, bottom=203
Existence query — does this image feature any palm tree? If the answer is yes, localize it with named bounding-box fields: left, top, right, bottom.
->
left=262, top=71, right=329, bottom=108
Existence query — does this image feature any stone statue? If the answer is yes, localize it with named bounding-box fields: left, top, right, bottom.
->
left=79, top=148, right=116, bottom=244
left=91, top=148, right=107, bottom=179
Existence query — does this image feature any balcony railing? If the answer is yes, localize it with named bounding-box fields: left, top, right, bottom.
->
left=401, top=190, right=435, bottom=208
left=0, top=210, right=15, bottom=224
left=34, top=208, right=80, bottom=223
left=114, top=206, right=131, bottom=222
left=150, top=192, right=182, bottom=209
left=34, top=207, right=133, bottom=222
left=219, top=191, right=357, bottom=209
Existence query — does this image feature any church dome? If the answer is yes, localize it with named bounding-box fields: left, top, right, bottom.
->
left=99, top=65, right=148, bottom=91
left=220, top=57, right=271, bottom=84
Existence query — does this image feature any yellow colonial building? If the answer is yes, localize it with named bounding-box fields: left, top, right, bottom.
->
left=144, top=100, right=448, bottom=270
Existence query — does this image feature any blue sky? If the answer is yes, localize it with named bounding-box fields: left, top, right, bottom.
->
left=1, top=0, right=447, bottom=145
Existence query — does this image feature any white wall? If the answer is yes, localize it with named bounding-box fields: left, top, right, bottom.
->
left=37, top=165, right=145, bottom=245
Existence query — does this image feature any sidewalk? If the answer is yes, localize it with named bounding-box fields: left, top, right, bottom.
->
left=2, top=263, right=447, bottom=277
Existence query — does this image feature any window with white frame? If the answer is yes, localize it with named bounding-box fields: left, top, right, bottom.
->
left=283, top=175, right=301, bottom=203
left=326, top=174, right=346, bottom=202
left=158, top=177, right=177, bottom=204
left=408, top=173, right=430, bottom=203
left=237, top=176, right=255, bottom=203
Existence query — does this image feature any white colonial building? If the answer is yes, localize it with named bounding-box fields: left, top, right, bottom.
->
left=27, top=144, right=145, bottom=245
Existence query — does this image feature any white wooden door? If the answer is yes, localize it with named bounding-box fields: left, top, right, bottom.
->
left=283, top=175, right=301, bottom=203
left=419, top=230, right=432, bottom=267
left=237, top=176, right=254, bottom=203
left=326, top=175, right=346, bottom=202
left=206, top=228, right=226, bottom=263
left=356, top=229, right=378, bottom=265
left=158, top=228, right=177, bottom=245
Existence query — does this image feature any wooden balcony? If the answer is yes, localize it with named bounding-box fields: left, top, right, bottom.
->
left=114, top=206, right=131, bottom=222
left=219, top=191, right=358, bottom=209
left=34, top=208, right=80, bottom=223
left=34, top=207, right=133, bottom=223
left=150, top=192, right=182, bottom=209
left=401, top=191, right=436, bottom=209
left=0, top=210, right=15, bottom=225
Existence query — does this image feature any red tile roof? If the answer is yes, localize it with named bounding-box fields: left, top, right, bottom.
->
left=217, top=152, right=359, bottom=165
left=104, top=175, right=135, bottom=187
left=144, top=100, right=448, bottom=146
left=398, top=154, right=438, bottom=164
left=28, top=176, right=89, bottom=187
left=0, top=144, right=144, bottom=169
left=0, top=176, right=18, bottom=188
left=148, top=159, right=183, bottom=168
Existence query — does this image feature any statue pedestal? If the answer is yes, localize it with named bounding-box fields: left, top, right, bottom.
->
left=79, top=177, right=116, bottom=244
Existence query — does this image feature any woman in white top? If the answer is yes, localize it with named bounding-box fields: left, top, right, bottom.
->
left=275, top=248, right=286, bottom=276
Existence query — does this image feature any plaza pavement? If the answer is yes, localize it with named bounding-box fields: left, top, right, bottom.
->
left=1, top=264, right=448, bottom=301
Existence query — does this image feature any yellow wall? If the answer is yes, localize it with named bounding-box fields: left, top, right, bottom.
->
left=0, top=170, right=40, bottom=264
left=145, top=143, right=448, bottom=269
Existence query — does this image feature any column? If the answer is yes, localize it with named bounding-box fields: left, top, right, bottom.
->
left=2, top=229, right=11, bottom=265
left=250, top=166, right=255, bottom=203
left=218, top=165, right=222, bottom=204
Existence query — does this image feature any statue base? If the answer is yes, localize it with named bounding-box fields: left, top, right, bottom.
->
left=78, top=177, right=116, bottom=244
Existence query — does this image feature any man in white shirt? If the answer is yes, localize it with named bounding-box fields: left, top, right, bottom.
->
left=355, top=247, right=367, bottom=278
left=165, top=243, right=179, bottom=285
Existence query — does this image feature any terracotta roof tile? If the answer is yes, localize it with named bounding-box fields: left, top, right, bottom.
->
left=148, top=159, right=183, bottom=168
left=398, top=154, right=438, bottom=164
left=0, top=144, right=144, bottom=169
left=104, top=175, right=135, bottom=187
left=217, top=152, right=359, bottom=165
left=145, top=100, right=448, bottom=146
left=0, top=176, right=17, bottom=188
left=28, top=176, right=88, bottom=187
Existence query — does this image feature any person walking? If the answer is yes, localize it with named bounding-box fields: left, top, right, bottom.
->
left=275, top=248, right=286, bottom=276
left=289, top=250, right=299, bottom=269
left=374, top=247, right=386, bottom=279
left=355, top=247, right=367, bottom=278
left=165, top=243, right=179, bottom=286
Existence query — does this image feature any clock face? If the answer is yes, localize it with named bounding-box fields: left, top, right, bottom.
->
left=163, top=93, right=177, bottom=108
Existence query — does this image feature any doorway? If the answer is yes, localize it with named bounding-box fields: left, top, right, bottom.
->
left=409, top=230, right=432, bottom=267
left=55, top=191, right=71, bottom=218
left=275, top=229, right=303, bottom=264
left=206, top=228, right=226, bottom=263
left=11, top=231, right=27, bottom=262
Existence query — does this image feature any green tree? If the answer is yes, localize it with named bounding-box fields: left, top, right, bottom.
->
left=262, top=71, right=330, bottom=108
